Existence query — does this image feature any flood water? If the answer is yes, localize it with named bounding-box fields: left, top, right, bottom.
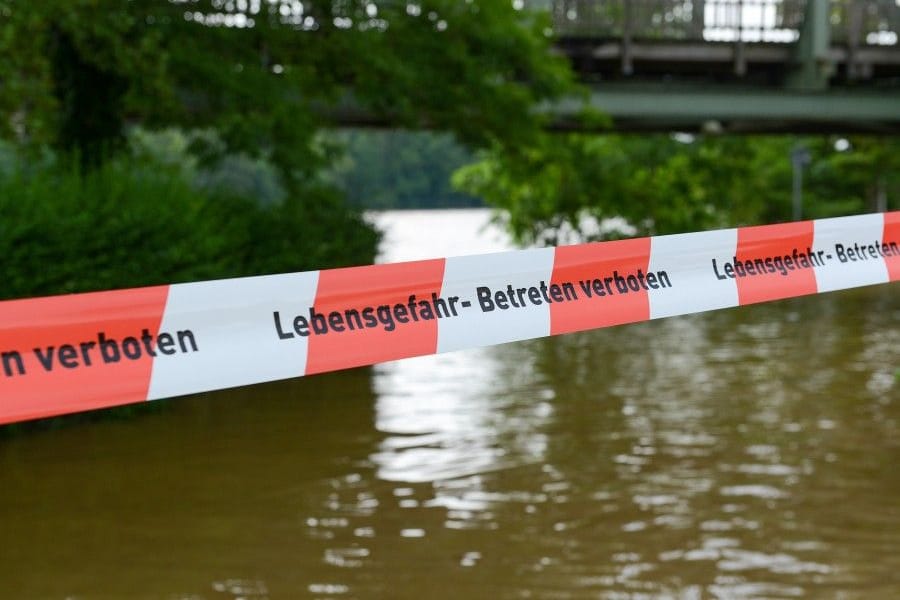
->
left=1, top=209, right=898, bottom=599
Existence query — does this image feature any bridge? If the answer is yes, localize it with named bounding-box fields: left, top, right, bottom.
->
left=533, top=0, right=900, bottom=133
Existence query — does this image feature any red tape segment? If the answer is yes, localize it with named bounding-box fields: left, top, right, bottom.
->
left=0, top=287, right=169, bottom=423
left=306, top=259, right=446, bottom=375
left=1, top=212, right=898, bottom=425
left=551, top=237, right=652, bottom=335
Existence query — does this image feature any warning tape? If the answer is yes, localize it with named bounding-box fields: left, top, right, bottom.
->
left=1, top=212, right=898, bottom=425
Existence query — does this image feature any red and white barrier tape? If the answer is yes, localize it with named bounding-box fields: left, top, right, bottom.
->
left=1, top=212, right=898, bottom=425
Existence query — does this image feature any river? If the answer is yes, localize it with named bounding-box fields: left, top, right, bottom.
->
left=1, top=209, right=898, bottom=599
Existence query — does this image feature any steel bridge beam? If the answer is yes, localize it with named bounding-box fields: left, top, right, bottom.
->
left=550, top=85, right=900, bottom=134
left=787, top=0, right=833, bottom=90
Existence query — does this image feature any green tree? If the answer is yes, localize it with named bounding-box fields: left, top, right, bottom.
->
left=453, top=133, right=899, bottom=245
left=323, top=129, right=480, bottom=208
left=0, top=0, right=574, bottom=297
left=1, top=0, right=572, bottom=176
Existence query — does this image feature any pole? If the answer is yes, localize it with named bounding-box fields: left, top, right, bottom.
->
left=791, top=146, right=811, bottom=220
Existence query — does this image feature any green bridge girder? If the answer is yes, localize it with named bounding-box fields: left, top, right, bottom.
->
left=550, top=84, right=900, bottom=134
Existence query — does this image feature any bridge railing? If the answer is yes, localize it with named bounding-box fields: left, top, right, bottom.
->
left=829, top=0, right=899, bottom=45
left=527, top=0, right=898, bottom=46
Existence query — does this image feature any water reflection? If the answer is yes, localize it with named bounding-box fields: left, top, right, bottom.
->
left=361, top=210, right=900, bottom=598
left=0, top=209, right=897, bottom=598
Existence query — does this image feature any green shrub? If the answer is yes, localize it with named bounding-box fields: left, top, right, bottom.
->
left=0, top=157, right=379, bottom=301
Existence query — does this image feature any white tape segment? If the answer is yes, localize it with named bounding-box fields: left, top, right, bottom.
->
left=1, top=212, right=897, bottom=424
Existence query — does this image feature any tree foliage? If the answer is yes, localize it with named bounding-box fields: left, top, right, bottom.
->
left=0, top=0, right=575, bottom=301
left=323, top=129, right=480, bottom=208
left=0, top=0, right=572, bottom=176
left=0, top=153, right=377, bottom=300
left=453, top=133, right=900, bottom=245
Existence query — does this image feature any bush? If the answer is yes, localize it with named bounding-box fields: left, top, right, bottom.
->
left=0, top=157, right=379, bottom=301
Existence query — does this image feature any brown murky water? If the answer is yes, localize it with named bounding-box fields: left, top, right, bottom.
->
left=1, top=210, right=898, bottom=599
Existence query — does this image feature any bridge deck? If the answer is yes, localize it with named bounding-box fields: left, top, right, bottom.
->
left=529, top=0, right=900, bottom=132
